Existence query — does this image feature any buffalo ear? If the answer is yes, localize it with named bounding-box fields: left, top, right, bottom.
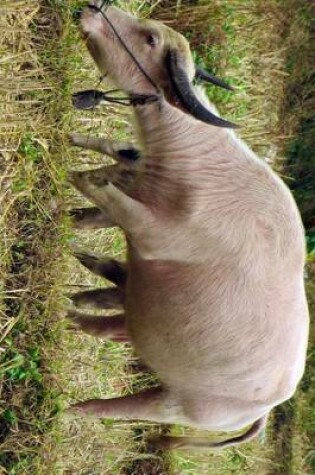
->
left=166, top=50, right=238, bottom=129
left=195, top=67, right=234, bottom=91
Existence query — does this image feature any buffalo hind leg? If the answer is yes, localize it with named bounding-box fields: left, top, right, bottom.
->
left=67, top=387, right=182, bottom=425
left=73, top=250, right=127, bottom=287
left=67, top=387, right=267, bottom=450
left=68, top=310, right=128, bottom=341
left=70, top=287, right=124, bottom=309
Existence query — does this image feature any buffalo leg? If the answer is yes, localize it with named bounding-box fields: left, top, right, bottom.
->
left=70, top=287, right=124, bottom=309
left=73, top=251, right=127, bottom=287
left=69, top=164, right=127, bottom=230
left=69, top=133, right=140, bottom=164
left=67, top=387, right=181, bottom=425
left=69, top=170, right=155, bottom=236
left=69, top=206, right=115, bottom=230
left=68, top=310, right=128, bottom=341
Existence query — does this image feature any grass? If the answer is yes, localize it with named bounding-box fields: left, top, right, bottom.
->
left=0, top=3, right=71, bottom=473
left=0, top=0, right=314, bottom=474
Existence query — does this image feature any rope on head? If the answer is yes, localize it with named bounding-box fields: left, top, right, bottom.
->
left=72, top=89, right=160, bottom=110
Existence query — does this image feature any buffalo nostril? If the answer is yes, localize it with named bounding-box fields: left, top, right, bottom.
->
left=87, top=4, right=100, bottom=12
left=72, top=7, right=83, bottom=22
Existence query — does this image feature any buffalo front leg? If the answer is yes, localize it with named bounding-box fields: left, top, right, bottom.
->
left=69, top=164, right=125, bottom=230
left=69, top=206, right=115, bottom=230
left=68, top=387, right=181, bottom=425
left=69, top=133, right=140, bottom=164
left=68, top=310, right=128, bottom=341
left=69, top=169, right=155, bottom=236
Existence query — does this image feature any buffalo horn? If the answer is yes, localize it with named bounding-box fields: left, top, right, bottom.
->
left=166, top=50, right=238, bottom=129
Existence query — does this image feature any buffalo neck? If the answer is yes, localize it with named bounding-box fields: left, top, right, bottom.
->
left=133, top=98, right=221, bottom=161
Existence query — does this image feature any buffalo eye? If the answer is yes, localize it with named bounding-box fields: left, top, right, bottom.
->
left=146, top=33, right=159, bottom=47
